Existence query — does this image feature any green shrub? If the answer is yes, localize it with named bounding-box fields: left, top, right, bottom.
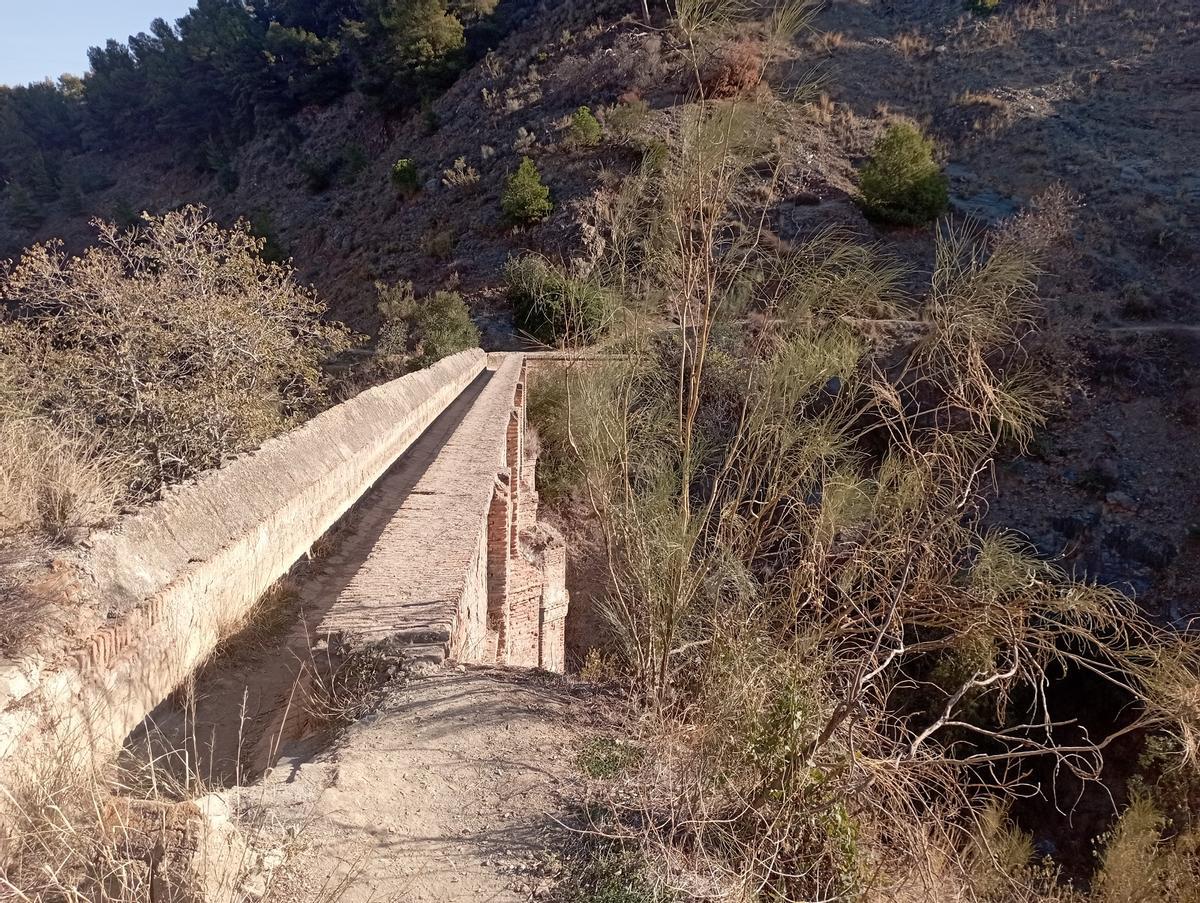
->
left=341, top=142, right=368, bottom=179
left=504, top=255, right=612, bottom=345
left=419, top=225, right=456, bottom=260
left=5, top=185, right=43, bottom=231
left=501, top=157, right=553, bottom=224
left=856, top=123, right=948, bottom=226
left=603, top=99, right=649, bottom=143
left=526, top=370, right=581, bottom=500
left=391, top=158, right=420, bottom=195
left=111, top=197, right=140, bottom=231
left=421, top=99, right=441, bottom=134
left=249, top=211, right=288, bottom=264
left=965, top=0, right=1001, bottom=13
left=551, top=846, right=665, bottom=903
left=376, top=281, right=479, bottom=374
left=577, top=738, right=643, bottom=778
left=568, top=105, right=602, bottom=148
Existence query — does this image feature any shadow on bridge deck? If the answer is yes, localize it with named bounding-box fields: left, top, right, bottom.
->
left=128, top=365, right=499, bottom=785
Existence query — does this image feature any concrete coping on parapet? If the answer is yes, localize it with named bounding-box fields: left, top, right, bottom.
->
left=520, top=350, right=628, bottom=360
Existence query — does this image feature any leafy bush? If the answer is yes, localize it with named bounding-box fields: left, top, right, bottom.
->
left=249, top=210, right=288, bottom=264
left=300, top=155, right=339, bottom=192
left=603, top=99, right=649, bottom=143
left=526, top=370, right=583, bottom=500
left=550, top=846, right=665, bottom=903
left=390, top=158, right=420, bottom=195
left=577, top=738, right=643, bottom=779
left=375, top=281, right=479, bottom=374
left=857, top=123, right=948, bottom=226
left=0, top=206, right=352, bottom=496
left=110, top=197, right=140, bottom=231
left=568, top=105, right=602, bottom=148
left=504, top=255, right=612, bottom=345
left=4, top=185, right=43, bottom=231
left=420, top=226, right=456, bottom=260
left=501, top=157, right=553, bottom=224
left=341, top=142, right=369, bottom=179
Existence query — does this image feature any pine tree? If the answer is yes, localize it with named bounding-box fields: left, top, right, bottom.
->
left=501, top=157, right=553, bottom=224
left=857, top=123, right=948, bottom=226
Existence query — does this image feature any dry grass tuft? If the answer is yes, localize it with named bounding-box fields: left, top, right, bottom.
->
left=1, top=752, right=264, bottom=903
left=896, top=29, right=932, bottom=59
left=0, top=418, right=126, bottom=541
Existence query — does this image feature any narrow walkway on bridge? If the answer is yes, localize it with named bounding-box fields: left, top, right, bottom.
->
left=131, top=360, right=503, bottom=783
left=125, top=353, right=603, bottom=903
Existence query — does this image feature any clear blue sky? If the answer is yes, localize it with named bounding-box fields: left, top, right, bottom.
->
left=0, top=0, right=197, bottom=86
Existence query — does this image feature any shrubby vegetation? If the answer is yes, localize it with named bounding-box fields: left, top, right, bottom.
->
left=0, top=206, right=352, bottom=514
left=391, top=157, right=420, bottom=195
left=345, top=0, right=466, bottom=112
left=0, top=0, right=506, bottom=229
left=505, top=255, right=612, bottom=345
left=602, top=98, right=650, bottom=144
left=527, top=2, right=1200, bottom=899
left=568, top=105, right=602, bottom=148
left=441, top=155, right=480, bottom=189
left=502, top=157, right=553, bottom=224
left=373, top=280, right=480, bottom=376
left=857, top=121, right=949, bottom=225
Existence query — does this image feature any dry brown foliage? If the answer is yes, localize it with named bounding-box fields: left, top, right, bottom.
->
left=0, top=206, right=354, bottom=500
left=700, top=40, right=764, bottom=99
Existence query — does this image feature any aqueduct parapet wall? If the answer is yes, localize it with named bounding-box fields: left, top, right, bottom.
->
left=0, top=350, right=567, bottom=816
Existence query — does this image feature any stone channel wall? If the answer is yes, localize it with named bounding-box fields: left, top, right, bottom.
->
left=0, top=349, right=487, bottom=794
left=319, top=354, right=569, bottom=673
left=481, top=360, right=568, bottom=671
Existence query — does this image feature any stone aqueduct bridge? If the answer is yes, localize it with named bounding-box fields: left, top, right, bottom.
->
left=0, top=350, right=567, bottom=790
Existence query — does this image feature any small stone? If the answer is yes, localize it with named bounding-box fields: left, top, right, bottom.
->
left=1092, top=457, right=1120, bottom=485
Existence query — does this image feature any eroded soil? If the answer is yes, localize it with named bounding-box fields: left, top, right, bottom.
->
left=256, top=667, right=602, bottom=903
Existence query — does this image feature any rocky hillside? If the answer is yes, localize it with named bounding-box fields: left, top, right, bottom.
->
left=800, top=0, right=1200, bottom=627
left=3, top=0, right=1196, bottom=628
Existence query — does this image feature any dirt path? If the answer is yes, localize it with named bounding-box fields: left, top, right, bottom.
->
left=257, top=667, right=598, bottom=903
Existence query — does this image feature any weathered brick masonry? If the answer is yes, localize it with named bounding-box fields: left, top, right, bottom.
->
left=319, top=354, right=569, bottom=671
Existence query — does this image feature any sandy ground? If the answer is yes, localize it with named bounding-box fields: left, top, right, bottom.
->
left=254, top=667, right=601, bottom=903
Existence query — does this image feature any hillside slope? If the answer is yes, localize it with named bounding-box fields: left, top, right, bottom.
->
left=3, top=0, right=1196, bottom=623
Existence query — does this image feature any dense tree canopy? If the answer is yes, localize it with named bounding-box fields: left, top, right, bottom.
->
left=1, top=0, right=503, bottom=233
